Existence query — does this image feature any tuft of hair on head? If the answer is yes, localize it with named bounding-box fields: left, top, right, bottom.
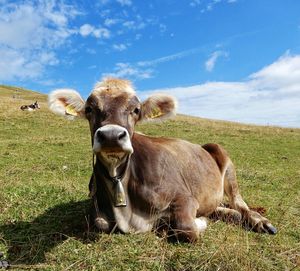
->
left=141, top=93, right=178, bottom=122
left=93, top=77, right=135, bottom=95
left=48, top=88, right=85, bottom=119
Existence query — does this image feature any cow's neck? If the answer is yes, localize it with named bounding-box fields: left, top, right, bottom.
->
left=94, top=155, right=136, bottom=232
left=94, top=153, right=157, bottom=233
left=95, top=155, right=130, bottom=207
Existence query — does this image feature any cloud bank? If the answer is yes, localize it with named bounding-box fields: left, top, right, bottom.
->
left=0, top=1, right=165, bottom=82
left=0, top=0, right=80, bottom=81
left=140, top=53, right=300, bottom=128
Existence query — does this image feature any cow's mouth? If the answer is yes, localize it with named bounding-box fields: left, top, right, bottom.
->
left=100, top=151, right=127, bottom=163
left=97, top=150, right=130, bottom=179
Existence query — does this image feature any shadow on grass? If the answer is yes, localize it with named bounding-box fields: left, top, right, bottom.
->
left=0, top=199, right=95, bottom=266
left=0, top=200, right=277, bottom=267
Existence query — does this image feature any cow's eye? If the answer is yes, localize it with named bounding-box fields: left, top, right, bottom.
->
left=133, top=108, right=140, bottom=115
left=85, top=106, right=92, bottom=114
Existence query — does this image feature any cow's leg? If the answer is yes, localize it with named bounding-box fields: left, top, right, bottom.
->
left=89, top=175, right=112, bottom=233
left=224, top=161, right=277, bottom=234
left=90, top=199, right=111, bottom=233
left=210, top=206, right=242, bottom=223
left=94, top=214, right=111, bottom=233
left=170, top=197, right=207, bottom=242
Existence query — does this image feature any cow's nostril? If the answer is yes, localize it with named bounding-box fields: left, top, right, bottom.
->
left=97, top=131, right=106, bottom=142
left=118, top=131, right=127, bottom=141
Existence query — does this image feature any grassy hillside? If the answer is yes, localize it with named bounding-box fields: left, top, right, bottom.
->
left=0, top=86, right=299, bottom=270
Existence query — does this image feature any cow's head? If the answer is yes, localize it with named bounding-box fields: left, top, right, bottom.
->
left=34, top=101, right=40, bottom=109
left=48, top=78, right=177, bottom=177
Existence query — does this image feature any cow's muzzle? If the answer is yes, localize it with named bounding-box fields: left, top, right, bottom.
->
left=93, top=125, right=133, bottom=163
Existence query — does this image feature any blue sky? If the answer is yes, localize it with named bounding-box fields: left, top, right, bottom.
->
left=1, top=0, right=300, bottom=127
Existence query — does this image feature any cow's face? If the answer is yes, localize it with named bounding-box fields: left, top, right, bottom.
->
left=48, top=78, right=177, bottom=175
left=85, top=89, right=140, bottom=170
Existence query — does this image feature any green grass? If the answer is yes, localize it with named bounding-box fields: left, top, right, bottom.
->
left=0, top=86, right=299, bottom=270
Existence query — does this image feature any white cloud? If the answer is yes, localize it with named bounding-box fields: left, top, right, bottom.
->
left=205, top=51, right=228, bottom=72
left=112, top=43, right=128, bottom=51
left=135, top=34, right=142, bottom=40
left=138, top=48, right=201, bottom=67
left=98, top=0, right=132, bottom=7
left=191, top=0, right=237, bottom=12
left=116, top=0, right=132, bottom=6
left=86, top=48, right=97, bottom=54
left=94, top=28, right=110, bottom=39
left=37, top=78, right=64, bottom=86
left=103, top=63, right=153, bottom=80
left=39, top=52, right=59, bottom=66
left=99, top=9, right=111, bottom=18
left=190, top=0, right=201, bottom=7
left=0, top=2, right=78, bottom=49
left=140, top=53, right=300, bottom=128
left=159, top=23, right=167, bottom=33
left=98, top=0, right=111, bottom=5
left=0, top=48, right=59, bottom=81
left=0, top=1, right=80, bottom=81
left=123, top=20, right=145, bottom=30
left=249, top=52, right=300, bottom=90
left=104, top=47, right=203, bottom=82
left=104, top=18, right=120, bottom=27
left=123, top=20, right=134, bottom=28
left=79, top=24, right=110, bottom=39
left=79, top=24, right=94, bottom=36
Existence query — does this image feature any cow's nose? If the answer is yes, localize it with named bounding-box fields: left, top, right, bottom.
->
left=97, top=129, right=127, bottom=143
left=93, top=124, right=133, bottom=154
left=95, top=125, right=130, bottom=146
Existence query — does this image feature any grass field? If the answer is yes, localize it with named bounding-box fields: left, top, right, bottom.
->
left=0, top=85, right=299, bottom=270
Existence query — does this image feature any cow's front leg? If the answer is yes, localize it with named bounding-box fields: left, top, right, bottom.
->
left=170, top=196, right=207, bottom=242
left=90, top=198, right=111, bottom=233
left=89, top=174, right=112, bottom=233
left=94, top=212, right=111, bottom=233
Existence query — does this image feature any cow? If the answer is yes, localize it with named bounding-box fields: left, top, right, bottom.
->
left=48, top=78, right=276, bottom=242
left=20, top=101, right=40, bottom=111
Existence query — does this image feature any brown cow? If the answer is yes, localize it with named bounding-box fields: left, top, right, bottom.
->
left=48, top=78, right=276, bottom=242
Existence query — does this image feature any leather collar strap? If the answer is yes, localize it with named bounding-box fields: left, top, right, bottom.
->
left=97, top=155, right=129, bottom=186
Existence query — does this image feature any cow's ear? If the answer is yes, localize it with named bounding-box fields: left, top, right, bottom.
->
left=140, top=94, right=177, bottom=121
left=48, top=89, right=86, bottom=119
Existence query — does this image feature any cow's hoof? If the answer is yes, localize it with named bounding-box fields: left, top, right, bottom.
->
left=265, top=224, right=277, bottom=235
left=253, top=222, right=277, bottom=235
left=95, top=217, right=110, bottom=233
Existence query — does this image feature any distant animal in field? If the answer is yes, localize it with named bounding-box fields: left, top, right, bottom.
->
left=48, top=78, right=277, bottom=242
left=20, top=101, right=40, bottom=111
